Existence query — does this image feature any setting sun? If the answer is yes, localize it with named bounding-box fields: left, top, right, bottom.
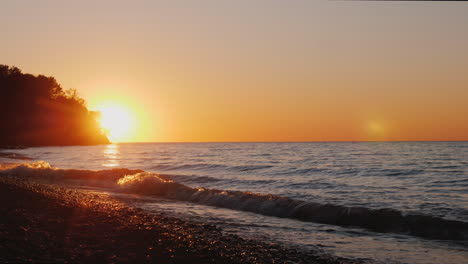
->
left=97, top=104, right=134, bottom=142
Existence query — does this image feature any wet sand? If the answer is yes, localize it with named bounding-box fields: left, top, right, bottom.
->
left=0, top=176, right=359, bottom=264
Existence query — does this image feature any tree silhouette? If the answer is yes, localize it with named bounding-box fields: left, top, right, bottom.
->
left=0, top=65, right=109, bottom=147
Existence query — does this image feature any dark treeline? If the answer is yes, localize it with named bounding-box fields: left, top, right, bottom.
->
left=0, top=65, right=109, bottom=147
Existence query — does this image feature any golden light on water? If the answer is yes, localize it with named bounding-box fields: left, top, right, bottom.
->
left=102, top=144, right=119, bottom=167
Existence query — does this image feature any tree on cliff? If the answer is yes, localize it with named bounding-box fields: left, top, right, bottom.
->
left=0, top=65, right=109, bottom=147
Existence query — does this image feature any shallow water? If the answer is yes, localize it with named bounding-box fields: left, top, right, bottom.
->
left=2, top=142, right=468, bottom=263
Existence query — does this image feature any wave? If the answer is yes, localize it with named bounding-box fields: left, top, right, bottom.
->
left=383, top=169, right=424, bottom=177
left=0, top=161, right=143, bottom=185
left=276, top=167, right=324, bottom=175
left=0, top=151, right=32, bottom=160
left=150, top=163, right=227, bottom=171
left=103, top=172, right=468, bottom=241
left=163, top=174, right=280, bottom=186
left=228, top=165, right=273, bottom=172
left=150, top=163, right=273, bottom=173
left=163, top=174, right=223, bottom=184
left=2, top=161, right=468, bottom=241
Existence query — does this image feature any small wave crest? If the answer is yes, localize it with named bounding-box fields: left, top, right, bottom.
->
left=0, top=161, right=143, bottom=185
left=149, top=163, right=273, bottom=173
left=0, top=161, right=55, bottom=175
left=162, top=174, right=222, bottom=184
left=228, top=165, right=273, bottom=172
left=150, top=163, right=227, bottom=171
left=0, top=151, right=33, bottom=161
left=117, top=172, right=187, bottom=196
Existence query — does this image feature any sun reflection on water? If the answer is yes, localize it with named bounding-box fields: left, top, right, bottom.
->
left=102, top=144, right=120, bottom=167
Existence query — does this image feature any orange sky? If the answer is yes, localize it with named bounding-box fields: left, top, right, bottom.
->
left=2, top=1, right=468, bottom=142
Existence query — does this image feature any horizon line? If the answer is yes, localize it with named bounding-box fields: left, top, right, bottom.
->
left=111, top=140, right=468, bottom=144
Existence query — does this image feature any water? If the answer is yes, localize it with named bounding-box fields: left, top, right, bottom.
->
left=1, top=142, right=468, bottom=263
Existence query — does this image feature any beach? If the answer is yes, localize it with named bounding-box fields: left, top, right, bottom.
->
left=0, top=175, right=352, bottom=264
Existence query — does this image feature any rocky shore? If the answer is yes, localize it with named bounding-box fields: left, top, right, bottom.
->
left=0, top=176, right=360, bottom=264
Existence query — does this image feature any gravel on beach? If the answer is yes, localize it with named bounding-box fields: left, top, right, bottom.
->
left=0, top=176, right=360, bottom=264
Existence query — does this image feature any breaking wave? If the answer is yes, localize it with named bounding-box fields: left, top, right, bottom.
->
left=0, top=161, right=142, bottom=186
left=0, top=151, right=33, bottom=160
left=2, top=161, right=468, bottom=241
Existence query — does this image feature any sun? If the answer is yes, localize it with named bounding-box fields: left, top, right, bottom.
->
left=365, top=120, right=388, bottom=141
left=97, top=104, right=134, bottom=142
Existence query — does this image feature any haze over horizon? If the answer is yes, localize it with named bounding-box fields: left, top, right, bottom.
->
left=2, top=0, right=468, bottom=142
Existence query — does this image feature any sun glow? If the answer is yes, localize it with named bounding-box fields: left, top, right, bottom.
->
left=97, top=103, right=135, bottom=142
left=366, top=121, right=387, bottom=141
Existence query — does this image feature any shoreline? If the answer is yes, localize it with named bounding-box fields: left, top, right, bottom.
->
left=0, top=176, right=359, bottom=264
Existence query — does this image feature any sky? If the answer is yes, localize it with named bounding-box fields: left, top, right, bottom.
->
left=2, top=0, right=468, bottom=142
